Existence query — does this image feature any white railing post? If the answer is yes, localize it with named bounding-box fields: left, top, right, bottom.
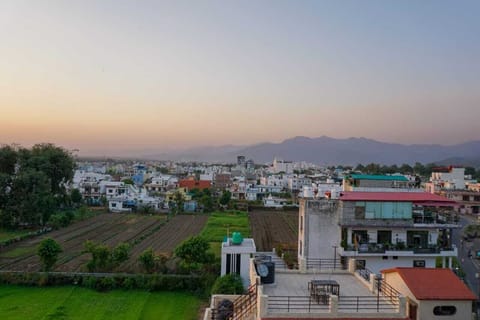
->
left=329, top=295, right=338, bottom=316
left=348, top=258, right=356, bottom=273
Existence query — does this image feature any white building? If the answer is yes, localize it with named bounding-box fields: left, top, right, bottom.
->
left=298, top=192, right=459, bottom=274
left=272, top=157, right=293, bottom=174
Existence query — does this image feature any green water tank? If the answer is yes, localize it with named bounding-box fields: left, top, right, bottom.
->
left=231, top=232, right=243, bottom=245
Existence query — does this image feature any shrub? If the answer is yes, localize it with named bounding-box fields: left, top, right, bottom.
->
left=138, top=248, right=156, bottom=273
left=211, top=274, right=244, bottom=295
left=37, top=238, right=62, bottom=271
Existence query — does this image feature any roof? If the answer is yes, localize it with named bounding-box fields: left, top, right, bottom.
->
left=382, top=268, right=477, bottom=300
left=339, top=191, right=456, bottom=205
left=348, top=174, right=408, bottom=182
left=178, top=179, right=211, bottom=190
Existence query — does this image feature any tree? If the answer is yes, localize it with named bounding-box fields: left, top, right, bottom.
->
left=211, top=274, right=244, bottom=294
left=173, top=191, right=185, bottom=214
left=112, top=242, right=130, bottom=265
left=174, top=236, right=212, bottom=265
left=219, top=190, right=232, bottom=207
left=0, top=145, right=18, bottom=175
left=37, top=238, right=62, bottom=271
left=138, top=248, right=156, bottom=273
left=19, top=143, right=75, bottom=196
left=70, top=188, right=83, bottom=206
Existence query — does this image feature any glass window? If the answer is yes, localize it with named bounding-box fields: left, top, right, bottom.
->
left=413, top=260, right=425, bottom=268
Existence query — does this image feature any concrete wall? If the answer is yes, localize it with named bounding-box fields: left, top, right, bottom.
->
left=419, top=300, right=473, bottom=320
left=300, top=200, right=340, bottom=259
left=383, top=271, right=474, bottom=320
left=360, top=256, right=436, bottom=274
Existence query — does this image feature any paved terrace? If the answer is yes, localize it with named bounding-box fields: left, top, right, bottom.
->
left=258, top=270, right=405, bottom=318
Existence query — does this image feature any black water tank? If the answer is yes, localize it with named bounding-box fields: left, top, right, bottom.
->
left=256, top=261, right=275, bottom=284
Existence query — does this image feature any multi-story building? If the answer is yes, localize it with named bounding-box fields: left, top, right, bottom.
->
left=298, top=192, right=459, bottom=274
left=343, top=174, right=417, bottom=192
left=272, top=157, right=293, bottom=174
left=426, top=166, right=480, bottom=215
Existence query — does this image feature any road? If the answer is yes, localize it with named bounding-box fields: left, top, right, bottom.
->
left=452, top=215, right=480, bottom=297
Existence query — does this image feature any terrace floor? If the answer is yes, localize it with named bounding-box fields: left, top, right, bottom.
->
left=263, top=271, right=373, bottom=297
left=261, top=271, right=400, bottom=315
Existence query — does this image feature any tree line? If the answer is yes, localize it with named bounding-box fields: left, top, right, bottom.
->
left=0, top=144, right=76, bottom=228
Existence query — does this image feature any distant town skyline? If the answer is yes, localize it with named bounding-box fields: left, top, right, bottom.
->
left=1, top=1, right=479, bottom=155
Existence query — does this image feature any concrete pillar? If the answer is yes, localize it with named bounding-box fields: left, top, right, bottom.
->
left=347, top=229, right=352, bottom=246
left=442, top=256, right=446, bottom=268
left=348, top=258, right=356, bottom=273
left=299, top=257, right=307, bottom=273
left=369, top=273, right=377, bottom=293
left=448, top=257, right=453, bottom=269
left=398, top=296, right=407, bottom=317
left=329, top=294, right=338, bottom=316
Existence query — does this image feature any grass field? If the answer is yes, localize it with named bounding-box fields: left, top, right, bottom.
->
left=0, top=229, right=31, bottom=242
left=199, top=211, right=251, bottom=257
left=0, top=285, right=202, bottom=320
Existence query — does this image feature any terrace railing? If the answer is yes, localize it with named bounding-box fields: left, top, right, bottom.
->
left=306, top=258, right=347, bottom=270
left=337, top=295, right=398, bottom=313
left=355, top=267, right=374, bottom=282
left=375, top=277, right=401, bottom=305
left=268, top=295, right=330, bottom=313
left=232, top=283, right=257, bottom=320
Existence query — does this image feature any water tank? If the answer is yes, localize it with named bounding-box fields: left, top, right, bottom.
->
left=303, top=186, right=313, bottom=198
left=255, top=261, right=275, bottom=284
left=231, top=232, right=243, bottom=245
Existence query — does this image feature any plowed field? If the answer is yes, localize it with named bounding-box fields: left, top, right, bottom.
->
left=0, top=213, right=208, bottom=272
left=249, top=210, right=298, bottom=253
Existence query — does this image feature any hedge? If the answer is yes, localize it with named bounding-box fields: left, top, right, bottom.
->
left=0, top=271, right=208, bottom=293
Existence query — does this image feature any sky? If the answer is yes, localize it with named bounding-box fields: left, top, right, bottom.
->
left=1, top=0, right=479, bottom=156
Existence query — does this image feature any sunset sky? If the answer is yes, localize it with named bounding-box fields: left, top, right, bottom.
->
left=1, top=1, right=479, bottom=156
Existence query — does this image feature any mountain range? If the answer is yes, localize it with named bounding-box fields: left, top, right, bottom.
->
left=142, top=136, right=480, bottom=166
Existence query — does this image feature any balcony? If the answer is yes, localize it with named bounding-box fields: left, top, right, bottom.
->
left=340, top=243, right=457, bottom=257
left=412, top=210, right=459, bottom=227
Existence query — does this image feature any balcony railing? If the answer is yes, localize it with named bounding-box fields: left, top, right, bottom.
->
left=343, top=243, right=455, bottom=255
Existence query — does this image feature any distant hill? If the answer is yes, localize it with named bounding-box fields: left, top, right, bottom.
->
left=143, top=136, right=480, bottom=166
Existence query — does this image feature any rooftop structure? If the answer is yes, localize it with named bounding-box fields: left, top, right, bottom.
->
left=299, top=192, right=459, bottom=274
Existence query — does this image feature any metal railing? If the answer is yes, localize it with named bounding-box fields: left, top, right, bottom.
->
left=376, top=278, right=401, bottom=305
left=337, top=295, right=398, bottom=312
left=355, top=267, right=374, bottom=281
left=268, top=296, right=330, bottom=313
left=306, top=258, right=347, bottom=270
left=232, top=283, right=257, bottom=320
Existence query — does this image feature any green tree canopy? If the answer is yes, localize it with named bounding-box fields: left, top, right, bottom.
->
left=174, top=236, right=212, bottom=265
left=37, top=238, right=62, bottom=271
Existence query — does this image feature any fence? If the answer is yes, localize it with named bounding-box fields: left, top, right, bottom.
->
left=337, top=295, right=399, bottom=312
left=306, top=258, right=347, bottom=270
left=355, top=267, right=374, bottom=281
left=268, top=296, right=330, bottom=313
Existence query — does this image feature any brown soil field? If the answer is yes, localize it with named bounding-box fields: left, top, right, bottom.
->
left=0, top=213, right=208, bottom=272
left=249, top=210, right=298, bottom=253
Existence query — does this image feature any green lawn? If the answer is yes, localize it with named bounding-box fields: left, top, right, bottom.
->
left=200, top=211, right=251, bottom=257
left=0, top=285, right=202, bottom=320
left=0, top=229, right=31, bottom=242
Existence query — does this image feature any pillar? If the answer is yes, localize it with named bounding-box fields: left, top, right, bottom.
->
left=329, top=294, right=338, bottom=316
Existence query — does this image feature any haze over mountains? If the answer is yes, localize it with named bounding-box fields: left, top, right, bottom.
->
left=144, top=136, right=480, bottom=166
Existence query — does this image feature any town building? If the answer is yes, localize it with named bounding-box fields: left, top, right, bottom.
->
left=298, top=192, right=459, bottom=274
left=382, top=267, right=476, bottom=320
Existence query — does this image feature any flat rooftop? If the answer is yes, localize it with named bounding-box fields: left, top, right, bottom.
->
left=263, top=271, right=373, bottom=297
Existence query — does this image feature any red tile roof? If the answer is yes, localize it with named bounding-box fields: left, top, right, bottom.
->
left=339, top=191, right=456, bottom=205
left=179, top=179, right=211, bottom=190
left=382, top=267, right=477, bottom=300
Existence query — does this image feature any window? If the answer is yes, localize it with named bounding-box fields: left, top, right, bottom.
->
left=300, top=215, right=303, bottom=231
left=378, top=230, right=392, bottom=244
left=463, top=195, right=470, bottom=201
left=393, top=256, right=398, bottom=260
left=299, top=241, right=302, bottom=256
left=413, top=260, right=425, bottom=268
left=111, top=203, right=117, bottom=207
left=433, top=306, right=456, bottom=316
left=355, top=202, right=366, bottom=219
left=382, top=256, right=388, bottom=260
left=352, top=230, right=368, bottom=244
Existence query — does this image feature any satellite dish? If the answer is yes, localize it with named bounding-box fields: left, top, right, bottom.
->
left=257, top=263, right=269, bottom=277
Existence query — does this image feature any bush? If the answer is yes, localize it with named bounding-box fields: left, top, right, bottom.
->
left=37, top=238, right=62, bottom=271
left=98, top=277, right=116, bottom=291
left=211, top=274, right=244, bottom=295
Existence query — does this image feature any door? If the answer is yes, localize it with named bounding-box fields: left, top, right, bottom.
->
left=408, top=303, right=417, bottom=320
